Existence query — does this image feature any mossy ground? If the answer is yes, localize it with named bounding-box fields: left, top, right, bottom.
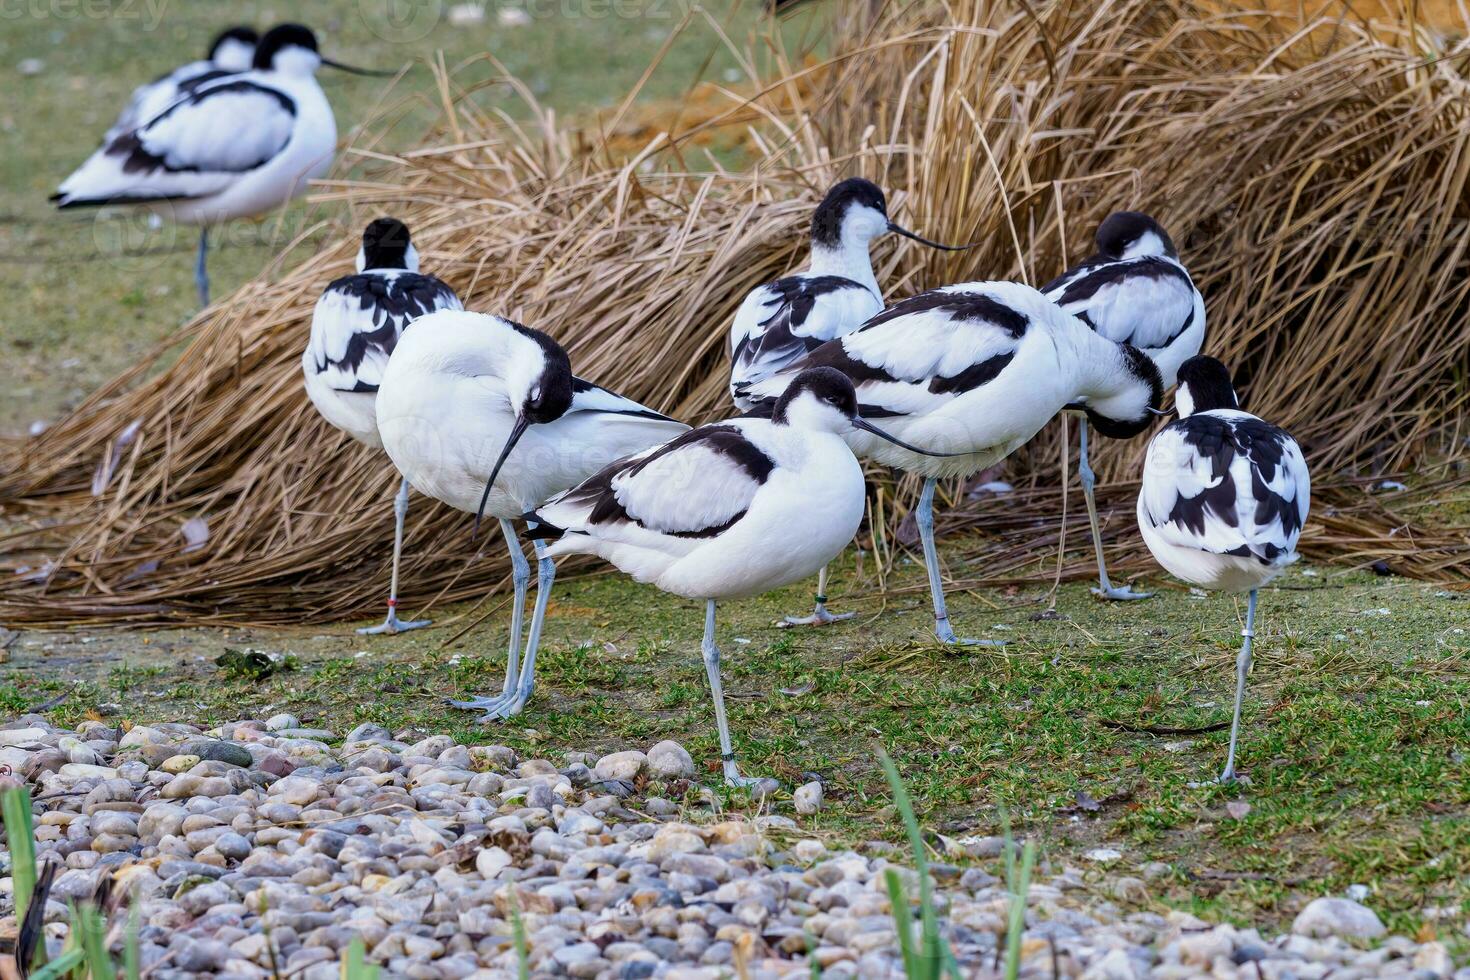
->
left=4, top=551, right=1467, bottom=949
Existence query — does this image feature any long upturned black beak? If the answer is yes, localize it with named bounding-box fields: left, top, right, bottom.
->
left=1145, top=407, right=1172, bottom=417
left=321, top=56, right=397, bottom=77
left=474, top=415, right=531, bottom=536
left=851, top=417, right=966, bottom=457
left=887, top=222, right=975, bottom=251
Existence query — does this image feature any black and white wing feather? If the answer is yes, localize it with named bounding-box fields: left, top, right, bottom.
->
left=104, top=61, right=238, bottom=143
left=729, top=275, right=879, bottom=409
left=739, top=283, right=1033, bottom=419
left=1139, top=410, right=1309, bottom=565
left=55, top=79, right=298, bottom=207
left=532, top=423, right=773, bottom=543
left=1041, top=256, right=1198, bottom=352
left=306, top=272, right=463, bottom=393
left=569, top=378, right=681, bottom=422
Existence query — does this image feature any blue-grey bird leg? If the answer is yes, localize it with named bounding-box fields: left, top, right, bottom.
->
left=1219, top=589, right=1257, bottom=784
left=358, top=478, right=432, bottom=635
left=917, top=478, right=1003, bottom=646
left=777, top=562, right=855, bottom=627
left=1079, top=422, right=1152, bottom=601
left=195, top=228, right=210, bottom=308
left=702, top=600, right=763, bottom=788
left=450, top=519, right=527, bottom=713
left=479, top=536, right=554, bottom=720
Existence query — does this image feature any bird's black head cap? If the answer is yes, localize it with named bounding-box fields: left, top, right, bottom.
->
left=360, top=217, right=412, bottom=270
left=253, top=24, right=318, bottom=69
left=1096, top=211, right=1177, bottom=260
left=1175, top=355, right=1239, bottom=415
left=772, top=366, right=858, bottom=424
left=811, top=178, right=887, bottom=249
left=509, top=322, right=575, bottom=424
left=208, top=26, right=259, bottom=60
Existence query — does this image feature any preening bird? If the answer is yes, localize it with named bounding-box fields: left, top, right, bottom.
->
left=728, top=177, right=970, bottom=627
left=53, top=24, right=390, bottom=307
left=529, top=367, right=954, bottom=786
left=1137, top=356, right=1309, bottom=783
left=374, top=311, right=688, bottom=720
left=302, top=217, right=463, bottom=635
left=740, top=280, right=1163, bottom=645
left=1042, top=212, right=1206, bottom=600
left=102, top=27, right=259, bottom=144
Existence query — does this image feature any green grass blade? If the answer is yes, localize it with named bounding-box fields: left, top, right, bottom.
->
left=74, top=901, right=115, bottom=980
left=877, top=748, right=948, bottom=979
left=2, top=786, right=47, bottom=969
left=124, top=898, right=141, bottom=980
left=1003, top=840, right=1036, bottom=980
left=507, top=889, right=531, bottom=980
left=805, top=930, right=822, bottom=980
left=25, top=948, right=85, bottom=980
left=341, top=936, right=379, bottom=980
left=2, top=788, right=38, bottom=923
left=883, top=868, right=921, bottom=979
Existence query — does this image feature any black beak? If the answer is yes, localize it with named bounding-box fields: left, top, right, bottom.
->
left=321, top=56, right=397, bottom=77
left=1146, top=407, right=1171, bottom=417
left=887, top=222, right=975, bottom=251
left=851, top=417, right=965, bottom=457
left=474, top=415, right=531, bottom=536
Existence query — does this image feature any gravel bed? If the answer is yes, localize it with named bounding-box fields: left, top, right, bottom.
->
left=0, top=714, right=1462, bottom=979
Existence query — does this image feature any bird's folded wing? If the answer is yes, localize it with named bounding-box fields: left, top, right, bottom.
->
left=730, top=276, right=877, bottom=391
left=538, top=424, right=771, bottom=540
left=568, top=379, right=679, bottom=421
left=57, top=80, right=296, bottom=205
left=307, top=274, right=462, bottom=393
left=1141, top=415, right=1309, bottom=562
left=1045, top=257, right=1197, bottom=349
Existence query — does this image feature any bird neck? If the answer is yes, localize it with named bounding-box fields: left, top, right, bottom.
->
left=808, top=242, right=879, bottom=296
left=1057, top=314, right=1142, bottom=402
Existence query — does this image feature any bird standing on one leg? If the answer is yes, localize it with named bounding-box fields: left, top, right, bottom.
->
left=1137, top=355, right=1310, bottom=783
left=728, top=178, right=971, bottom=628
left=739, top=281, right=1164, bottom=646
left=53, top=24, right=389, bottom=307
left=528, top=368, right=956, bottom=786
left=302, top=217, right=463, bottom=635
left=1042, top=212, right=1206, bottom=600
left=374, top=311, right=688, bottom=721
left=102, top=26, right=259, bottom=145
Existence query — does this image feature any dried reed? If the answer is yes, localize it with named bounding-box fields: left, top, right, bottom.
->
left=1, top=0, right=1467, bottom=626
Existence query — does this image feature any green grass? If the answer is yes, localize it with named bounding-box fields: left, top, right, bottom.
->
left=4, top=553, right=1468, bottom=948
left=0, top=0, right=813, bottom=436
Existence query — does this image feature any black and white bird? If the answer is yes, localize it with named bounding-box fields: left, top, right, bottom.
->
left=375, top=311, right=688, bottom=720
left=529, top=368, right=953, bottom=786
left=740, top=280, right=1163, bottom=645
left=1137, top=356, right=1309, bottom=783
left=729, top=177, right=969, bottom=627
left=102, top=27, right=259, bottom=144
left=53, top=24, right=389, bottom=307
left=302, top=217, right=463, bottom=635
left=1042, top=212, right=1206, bottom=600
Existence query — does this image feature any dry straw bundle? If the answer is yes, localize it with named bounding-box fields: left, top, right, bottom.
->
left=1, top=0, right=1467, bottom=626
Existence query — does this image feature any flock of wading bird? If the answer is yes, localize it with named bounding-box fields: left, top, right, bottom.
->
left=52, top=24, right=1311, bottom=790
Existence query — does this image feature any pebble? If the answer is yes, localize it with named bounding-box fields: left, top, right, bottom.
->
left=647, top=740, right=695, bottom=780
left=1292, top=897, right=1387, bottom=940
left=2, top=716, right=1454, bottom=979
left=794, top=780, right=824, bottom=814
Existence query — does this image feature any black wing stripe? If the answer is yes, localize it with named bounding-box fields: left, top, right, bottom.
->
left=552, top=425, right=772, bottom=540
left=863, top=289, right=1030, bottom=338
